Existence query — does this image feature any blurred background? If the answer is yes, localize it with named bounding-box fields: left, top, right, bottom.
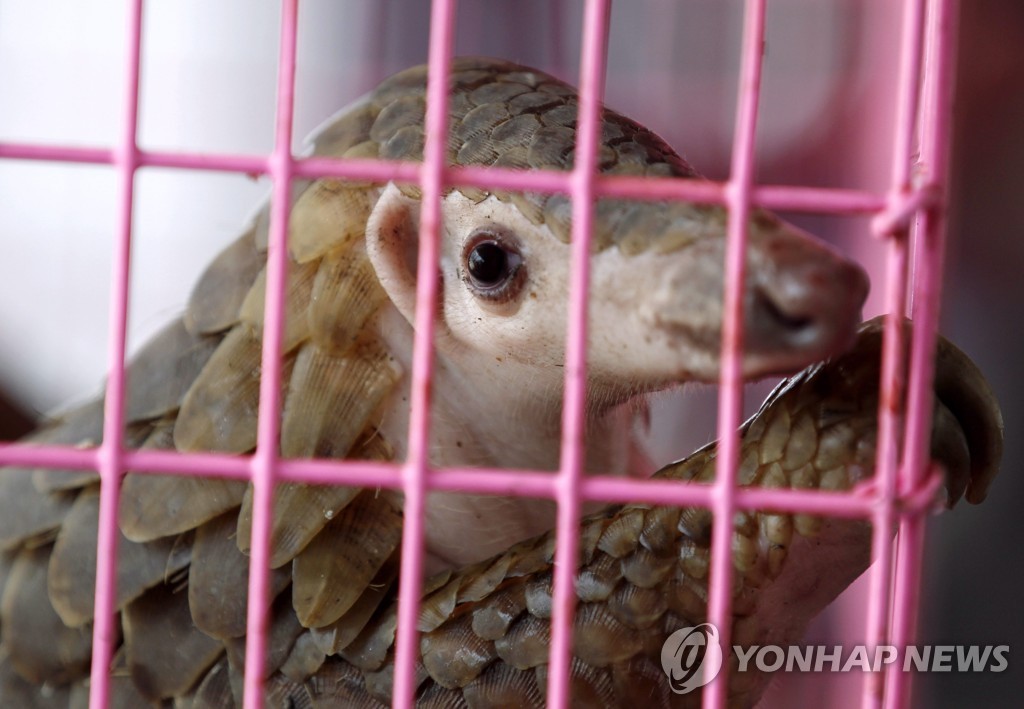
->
left=0, top=0, right=1019, bottom=705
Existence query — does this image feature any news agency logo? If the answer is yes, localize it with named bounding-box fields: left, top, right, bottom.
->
left=660, top=622, right=1009, bottom=693
left=660, top=624, right=725, bottom=694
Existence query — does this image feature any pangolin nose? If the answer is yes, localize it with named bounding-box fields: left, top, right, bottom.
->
left=747, top=255, right=870, bottom=357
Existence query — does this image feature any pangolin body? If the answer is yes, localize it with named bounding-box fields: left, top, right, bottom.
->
left=0, top=58, right=1003, bottom=707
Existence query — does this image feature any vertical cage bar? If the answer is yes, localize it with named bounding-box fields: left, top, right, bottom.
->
left=546, top=1, right=612, bottom=706
left=863, top=229, right=908, bottom=709
left=241, top=0, right=300, bottom=706
left=887, top=0, right=961, bottom=706
left=87, top=0, right=145, bottom=706
left=863, top=0, right=929, bottom=705
left=704, top=1, right=767, bottom=706
left=391, top=0, right=458, bottom=706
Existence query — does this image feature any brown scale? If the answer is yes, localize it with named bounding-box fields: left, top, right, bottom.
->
left=291, top=491, right=403, bottom=628
left=238, top=259, right=319, bottom=349
left=1, top=544, right=92, bottom=685
left=124, top=579, right=223, bottom=699
left=288, top=180, right=376, bottom=264
left=279, top=631, right=327, bottom=684
left=307, top=243, right=388, bottom=353
left=186, top=229, right=265, bottom=335
left=309, top=550, right=401, bottom=656
left=188, top=510, right=292, bottom=641
left=15, top=400, right=108, bottom=494
left=0, top=57, right=1004, bottom=707
left=48, top=486, right=193, bottom=628
left=120, top=417, right=248, bottom=542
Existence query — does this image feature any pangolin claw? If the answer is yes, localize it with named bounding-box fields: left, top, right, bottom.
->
left=933, top=331, right=1004, bottom=505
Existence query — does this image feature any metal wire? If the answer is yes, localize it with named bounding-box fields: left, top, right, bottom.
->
left=0, top=0, right=955, bottom=707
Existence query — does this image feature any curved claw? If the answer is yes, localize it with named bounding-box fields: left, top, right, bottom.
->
left=930, top=400, right=972, bottom=507
left=834, top=316, right=1004, bottom=508
left=933, top=334, right=1004, bottom=505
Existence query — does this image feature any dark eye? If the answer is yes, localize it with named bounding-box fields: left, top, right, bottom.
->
left=463, top=231, right=525, bottom=302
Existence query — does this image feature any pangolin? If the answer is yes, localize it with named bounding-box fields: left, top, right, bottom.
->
left=0, top=57, right=1003, bottom=707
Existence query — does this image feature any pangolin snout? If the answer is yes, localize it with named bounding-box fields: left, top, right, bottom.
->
left=642, top=225, right=869, bottom=379
left=746, top=242, right=870, bottom=369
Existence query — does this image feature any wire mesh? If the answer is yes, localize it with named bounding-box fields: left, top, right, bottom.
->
left=0, top=0, right=960, bottom=707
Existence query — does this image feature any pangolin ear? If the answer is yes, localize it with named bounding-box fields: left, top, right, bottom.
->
left=365, top=183, right=422, bottom=324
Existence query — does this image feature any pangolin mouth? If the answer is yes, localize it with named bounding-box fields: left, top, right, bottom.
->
left=743, top=260, right=869, bottom=376
left=651, top=296, right=863, bottom=383
left=753, top=286, right=815, bottom=339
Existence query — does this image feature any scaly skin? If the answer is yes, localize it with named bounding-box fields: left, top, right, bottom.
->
left=286, top=319, right=1002, bottom=708
left=0, top=59, right=1001, bottom=707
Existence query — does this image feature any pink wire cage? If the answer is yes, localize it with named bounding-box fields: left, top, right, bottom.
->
left=0, top=0, right=963, bottom=707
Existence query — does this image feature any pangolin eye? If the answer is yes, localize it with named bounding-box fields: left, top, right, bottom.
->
left=462, top=230, right=525, bottom=302
left=468, top=242, right=511, bottom=285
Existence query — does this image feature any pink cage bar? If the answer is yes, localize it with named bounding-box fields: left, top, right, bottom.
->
left=0, top=0, right=961, bottom=707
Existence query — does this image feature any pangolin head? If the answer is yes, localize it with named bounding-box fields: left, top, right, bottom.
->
left=295, top=57, right=868, bottom=401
